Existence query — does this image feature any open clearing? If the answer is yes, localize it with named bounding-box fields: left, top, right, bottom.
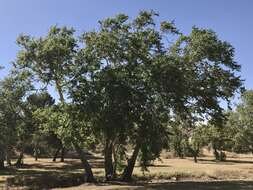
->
left=1, top=153, right=253, bottom=190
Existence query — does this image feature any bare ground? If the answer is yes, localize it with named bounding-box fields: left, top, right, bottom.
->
left=0, top=153, right=253, bottom=190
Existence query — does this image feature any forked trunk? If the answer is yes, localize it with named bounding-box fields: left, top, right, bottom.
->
left=121, top=143, right=141, bottom=182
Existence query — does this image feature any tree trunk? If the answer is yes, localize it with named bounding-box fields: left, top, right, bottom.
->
left=35, top=150, right=38, bottom=161
left=0, top=148, right=5, bottom=169
left=104, top=139, right=114, bottom=181
left=15, top=151, right=24, bottom=168
left=112, top=145, right=119, bottom=179
left=191, top=147, right=199, bottom=163
left=72, top=142, right=96, bottom=183
left=55, top=79, right=65, bottom=104
left=54, top=78, right=65, bottom=163
left=53, top=148, right=60, bottom=162
left=6, top=147, right=12, bottom=166
left=121, top=143, right=141, bottom=182
left=0, top=159, right=4, bottom=169
left=56, top=79, right=95, bottom=182
left=194, top=154, right=197, bottom=163
left=34, top=146, right=38, bottom=161
left=219, top=151, right=226, bottom=161
left=213, top=147, right=219, bottom=160
left=60, top=147, right=65, bottom=162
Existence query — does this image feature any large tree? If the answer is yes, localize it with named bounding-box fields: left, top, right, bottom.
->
left=11, top=10, right=243, bottom=181
left=70, top=11, right=242, bottom=181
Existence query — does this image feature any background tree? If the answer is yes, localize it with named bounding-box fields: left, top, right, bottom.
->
left=25, top=92, right=55, bottom=161
left=33, top=104, right=96, bottom=182
left=205, top=124, right=229, bottom=161
left=0, top=71, right=33, bottom=168
left=186, top=124, right=208, bottom=163
left=169, top=120, right=188, bottom=159
left=226, top=90, right=253, bottom=154
left=15, top=26, right=96, bottom=181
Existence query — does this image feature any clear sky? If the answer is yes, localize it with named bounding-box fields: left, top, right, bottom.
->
left=0, top=0, right=252, bottom=96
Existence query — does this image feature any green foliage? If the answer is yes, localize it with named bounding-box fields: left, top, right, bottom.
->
left=0, top=10, right=243, bottom=181
left=169, top=123, right=188, bottom=158
left=0, top=71, right=33, bottom=167
left=70, top=10, right=242, bottom=178
left=226, top=90, right=253, bottom=153
left=15, top=25, right=77, bottom=102
left=33, top=104, right=96, bottom=149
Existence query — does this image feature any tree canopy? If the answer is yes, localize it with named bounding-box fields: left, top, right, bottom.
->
left=0, top=11, right=244, bottom=183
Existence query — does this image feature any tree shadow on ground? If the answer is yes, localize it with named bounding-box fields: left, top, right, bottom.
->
left=197, top=158, right=253, bottom=165
left=93, top=180, right=253, bottom=190
left=144, top=181, right=253, bottom=190
left=0, top=167, right=85, bottom=190
left=0, top=153, right=105, bottom=190
left=21, top=158, right=104, bottom=171
left=6, top=171, right=84, bottom=190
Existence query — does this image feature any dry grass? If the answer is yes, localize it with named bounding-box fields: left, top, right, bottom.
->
left=54, top=181, right=253, bottom=190
left=0, top=152, right=253, bottom=190
left=132, top=157, right=253, bottom=181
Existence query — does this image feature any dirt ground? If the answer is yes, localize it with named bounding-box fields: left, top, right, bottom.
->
left=0, top=153, right=253, bottom=190
left=54, top=180, right=253, bottom=190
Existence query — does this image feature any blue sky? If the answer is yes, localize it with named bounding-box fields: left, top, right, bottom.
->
left=0, top=0, right=252, bottom=101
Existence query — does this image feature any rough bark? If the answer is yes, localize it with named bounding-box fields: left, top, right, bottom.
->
left=72, top=142, right=96, bottom=182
